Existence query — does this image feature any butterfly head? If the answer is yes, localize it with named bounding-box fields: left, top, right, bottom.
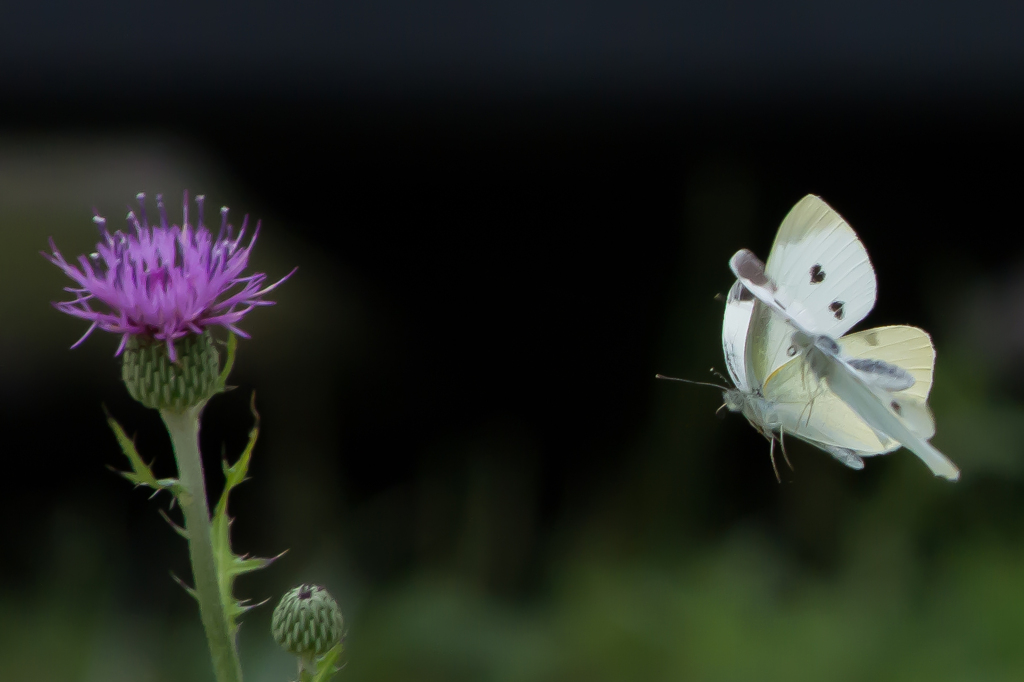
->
left=722, top=387, right=747, bottom=413
left=724, top=388, right=781, bottom=434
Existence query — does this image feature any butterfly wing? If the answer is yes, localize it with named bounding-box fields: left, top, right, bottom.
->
left=839, top=325, right=936, bottom=436
left=726, top=196, right=958, bottom=479
left=722, top=280, right=755, bottom=393
left=763, top=350, right=895, bottom=458
left=763, top=325, right=938, bottom=463
left=734, top=195, right=877, bottom=385
left=765, top=194, right=877, bottom=337
left=820, top=347, right=960, bottom=480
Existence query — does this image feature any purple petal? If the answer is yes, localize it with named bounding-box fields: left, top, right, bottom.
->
left=46, top=192, right=292, bottom=355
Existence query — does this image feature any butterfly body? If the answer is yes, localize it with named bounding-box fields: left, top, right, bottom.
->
left=723, top=386, right=781, bottom=438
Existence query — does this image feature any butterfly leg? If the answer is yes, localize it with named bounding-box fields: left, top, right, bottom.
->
left=804, top=395, right=816, bottom=430
left=779, top=428, right=794, bottom=471
left=768, top=436, right=782, bottom=483
left=796, top=363, right=823, bottom=430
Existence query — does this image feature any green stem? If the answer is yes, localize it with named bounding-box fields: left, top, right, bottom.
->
left=298, top=656, right=315, bottom=682
left=162, top=406, right=243, bottom=682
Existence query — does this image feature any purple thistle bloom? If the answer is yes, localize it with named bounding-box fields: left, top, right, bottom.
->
left=45, top=192, right=295, bottom=361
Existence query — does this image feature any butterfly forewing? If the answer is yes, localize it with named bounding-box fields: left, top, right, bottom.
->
left=766, top=195, right=877, bottom=334
left=744, top=195, right=877, bottom=388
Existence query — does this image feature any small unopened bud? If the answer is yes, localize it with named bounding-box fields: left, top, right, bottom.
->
left=122, top=331, right=220, bottom=412
left=272, top=584, right=344, bottom=659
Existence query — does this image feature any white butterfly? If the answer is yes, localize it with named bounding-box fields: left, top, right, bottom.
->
left=721, top=194, right=959, bottom=481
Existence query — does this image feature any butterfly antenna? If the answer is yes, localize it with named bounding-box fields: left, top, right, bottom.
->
left=780, top=428, right=794, bottom=471
left=654, top=374, right=729, bottom=391
left=768, top=437, right=782, bottom=483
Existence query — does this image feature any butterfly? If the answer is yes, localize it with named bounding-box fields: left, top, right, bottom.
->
left=720, top=194, right=959, bottom=481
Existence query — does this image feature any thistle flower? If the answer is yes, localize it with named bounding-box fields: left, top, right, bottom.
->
left=45, top=192, right=294, bottom=361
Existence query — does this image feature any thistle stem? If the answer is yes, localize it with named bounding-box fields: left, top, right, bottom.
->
left=162, top=406, right=243, bottom=682
left=298, top=656, right=315, bottom=682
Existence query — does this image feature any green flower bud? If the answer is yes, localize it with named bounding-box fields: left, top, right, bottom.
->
left=122, top=331, right=220, bottom=412
left=272, top=584, right=344, bottom=658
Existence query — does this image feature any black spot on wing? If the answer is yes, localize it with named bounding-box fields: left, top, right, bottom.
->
left=891, top=400, right=902, bottom=416
left=829, top=301, right=845, bottom=320
left=809, top=264, right=825, bottom=284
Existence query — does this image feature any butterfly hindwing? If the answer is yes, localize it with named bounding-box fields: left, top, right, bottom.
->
left=762, top=325, right=937, bottom=457
left=838, top=326, right=935, bottom=404
left=722, top=280, right=755, bottom=393
left=822, top=352, right=959, bottom=480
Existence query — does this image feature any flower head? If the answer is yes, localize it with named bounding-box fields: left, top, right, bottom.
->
left=272, top=584, right=344, bottom=659
left=46, top=192, right=294, bottom=360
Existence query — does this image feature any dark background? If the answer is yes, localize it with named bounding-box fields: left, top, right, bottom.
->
left=3, top=2, right=1024, bottom=680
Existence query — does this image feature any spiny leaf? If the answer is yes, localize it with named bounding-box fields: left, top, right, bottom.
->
left=210, top=392, right=281, bottom=638
left=236, top=594, right=271, bottom=610
left=104, top=406, right=180, bottom=496
left=230, top=550, right=287, bottom=578
left=158, top=508, right=189, bottom=539
left=170, top=571, right=197, bottom=600
left=311, top=644, right=345, bottom=682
